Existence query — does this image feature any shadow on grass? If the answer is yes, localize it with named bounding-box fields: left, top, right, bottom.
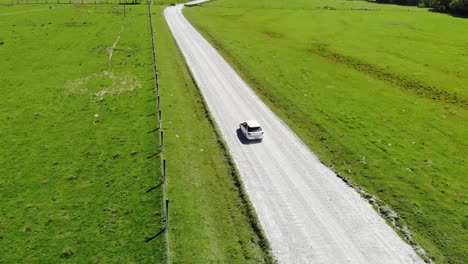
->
left=147, top=127, right=159, bottom=133
left=146, top=151, right=161, bottom=159
left=236, top=129, right=262, bottom=145
left=428, top=8, right=468, bottom=18
left=145, top=227, right=165, bottom=242
left=146, top=181, right=163, bottom=192
left=365, top=0, right=418, bottom=6
left=118, top=2, right=140, bottom=5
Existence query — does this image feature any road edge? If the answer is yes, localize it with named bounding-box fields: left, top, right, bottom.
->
left=162, top=5, right=276, bottom=263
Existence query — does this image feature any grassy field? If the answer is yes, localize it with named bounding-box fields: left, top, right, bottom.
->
left=0, top=4, right=165, bottom=262
left=184, top=0, right=468, bottom=263
left=0, top=2, right=273, bottom=263
left=152, top=5, right=272, bottom=263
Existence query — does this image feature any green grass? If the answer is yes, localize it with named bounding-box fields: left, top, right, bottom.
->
left=152, top=5, right=273, bottom=263
left=184, top=1, right=468, bottom=263
left=0, top=4, right=165, bottom=262
left=0, top=3, right=274, bottom=263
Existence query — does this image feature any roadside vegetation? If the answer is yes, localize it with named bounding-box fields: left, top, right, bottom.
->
left=0, top=4, right=164, bottom=262
left=184, top=0, right=468, bottom=263
left=152, top=5, right=273, bottom=263
left=376, top=0, right=468, bottom=17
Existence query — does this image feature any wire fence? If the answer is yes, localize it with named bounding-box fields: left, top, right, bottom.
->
left=0, top=0, right=141, bottom=5
left=145, top=2, right=171, bottom=264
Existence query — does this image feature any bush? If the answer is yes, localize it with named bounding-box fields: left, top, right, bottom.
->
left=420, top=0, right=440, bottom=7
left=450, top=0, right=468, bottom=14
left=378, top=0, right=468, bottom=15
left=376, top=0, right=420, bottom=5
left=61, top=247, right=76, bottom=258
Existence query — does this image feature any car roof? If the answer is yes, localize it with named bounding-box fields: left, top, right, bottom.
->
left=245, top=120, right=261, bottom=127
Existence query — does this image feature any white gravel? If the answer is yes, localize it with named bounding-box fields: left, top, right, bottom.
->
left=165, top=3, right=424, bottom=263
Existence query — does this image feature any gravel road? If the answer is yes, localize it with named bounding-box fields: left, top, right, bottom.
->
left=165, top=3, right=424, bottom=263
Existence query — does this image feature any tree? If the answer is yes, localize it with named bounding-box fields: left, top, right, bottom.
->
left=420, top=0, right=451, bottom=9
left=450, top=0, right=468, bottom=14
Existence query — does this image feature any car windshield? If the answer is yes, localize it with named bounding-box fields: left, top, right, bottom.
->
left=247, top=126, right=262, bottom=132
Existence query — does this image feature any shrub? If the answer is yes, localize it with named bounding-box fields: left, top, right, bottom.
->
left=376, top=0, right=420, bottom=6
left=61, top=247, right=76, bottom=258
left=450, top=0, right=468, bottom=14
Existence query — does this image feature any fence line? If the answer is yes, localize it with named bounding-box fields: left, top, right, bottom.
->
left=146, top=2, right=170, bottom=264
left=2, top=0, right=142, bottom=5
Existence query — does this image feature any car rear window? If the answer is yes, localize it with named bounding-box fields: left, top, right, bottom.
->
left=247, top=126, right=262, bottom=132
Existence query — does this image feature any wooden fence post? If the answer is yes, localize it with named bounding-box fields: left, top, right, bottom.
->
left=158, top=110, right=162, bottom=129
left=157, top=95, right=160, bottom=112
left=165, top=200, right=169, bottom=228
left=160, top=131, right=164, bottom=153
left=162, top=159, right=166, bottom=183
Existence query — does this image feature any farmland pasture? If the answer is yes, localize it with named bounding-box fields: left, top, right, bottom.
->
left=184, top=0, right=468, bottom=263
left=0, top=2, right=272, bottom=263
left=0, top=4, right=163, bottom=262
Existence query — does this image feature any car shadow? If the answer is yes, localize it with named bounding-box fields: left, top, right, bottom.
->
left=236, top=129, right=262, bottom=145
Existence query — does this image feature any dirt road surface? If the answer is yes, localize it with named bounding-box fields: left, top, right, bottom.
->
left=165, top=4, right=423, bottom=263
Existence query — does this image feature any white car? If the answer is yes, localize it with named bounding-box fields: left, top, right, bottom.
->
left=239, top=120, right=264, bottom=140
